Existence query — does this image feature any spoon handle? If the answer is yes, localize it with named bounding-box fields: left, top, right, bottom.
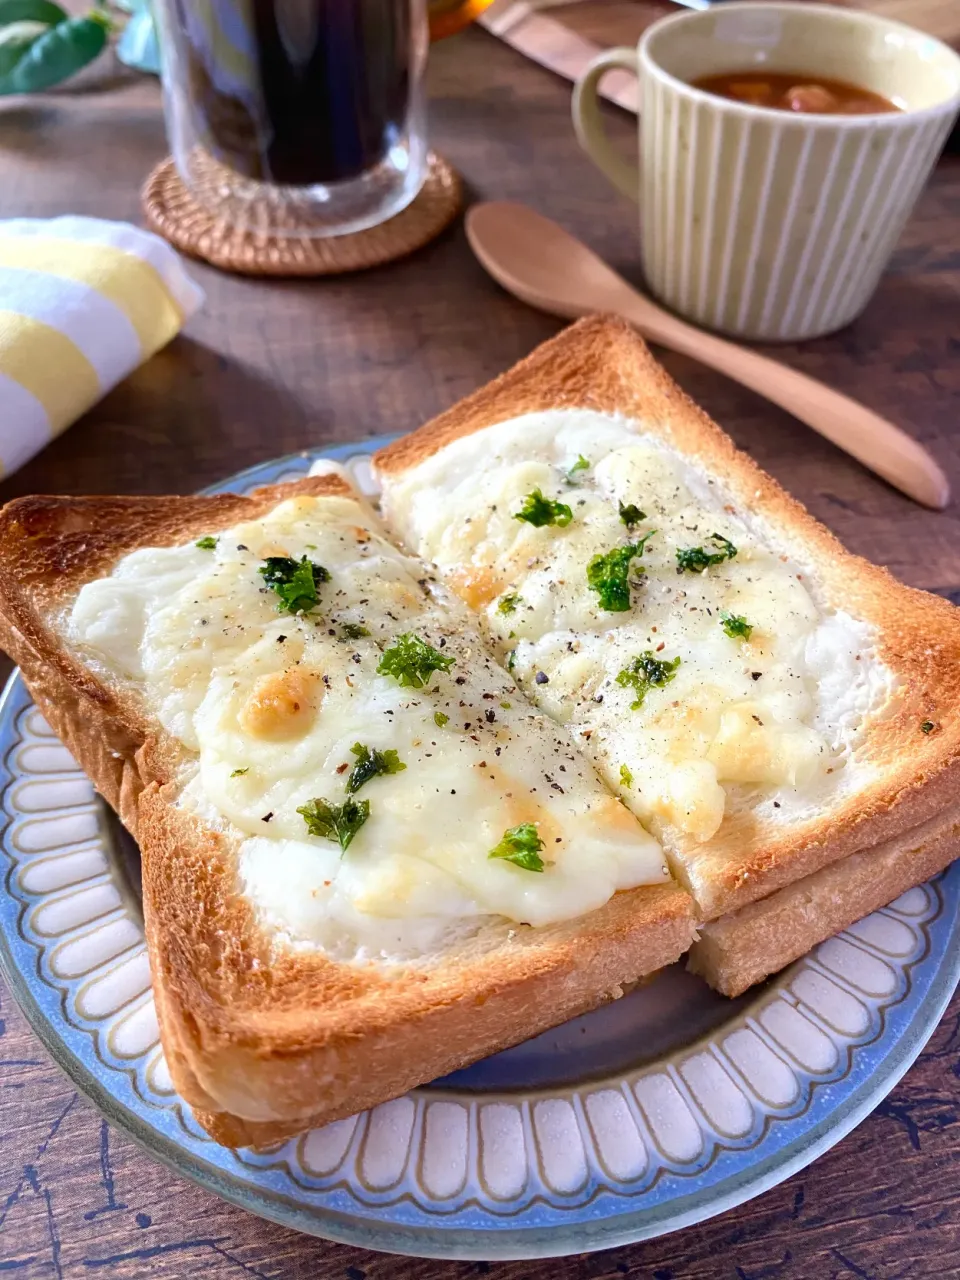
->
left=617, top=296, right=949, bottom=510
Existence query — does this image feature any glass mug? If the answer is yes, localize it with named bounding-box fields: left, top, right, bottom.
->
left=152, top=0, right=493, bottom=237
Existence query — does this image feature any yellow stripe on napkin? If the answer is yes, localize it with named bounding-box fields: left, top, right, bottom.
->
left=0, top=236, right=184, bottom=358
left=0, top=214, right=203, bottom=478
left=0, top=310, right=100, bottom=433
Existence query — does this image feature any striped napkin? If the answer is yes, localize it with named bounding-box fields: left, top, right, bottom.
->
left=0, top=216, right=204, bottom=478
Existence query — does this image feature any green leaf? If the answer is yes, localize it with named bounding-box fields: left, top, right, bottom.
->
left=0, top=23, right=43, bottom=77
left=340, top=622, right=370, bottom=640
left=195, top=535, right=217, bottom=551
left=230, top=767, right=248, bottom=777
left=377, top=633, right=454, bottom=689
left=0, top=13, right=109, bottom=94
left=489, top=822, right=545, bottom=872
left=497, top=592, right=521, bottom=616
left=514, top=488, right=573, bottom=528
left=566, top=455, right=590, bottom=481
left=616, top=651, right=681, bottom=710
left=619, top=764, right=633, bottom=788
left=586, top=532, right=655, bottom=612
left=345, top=742, right=406, bottom=795
left=298, top=796, right=370, bottom=853
left=720, top=611, right=753, bottom=640
left=0, top=0, right=67, bottom=25
left=434, top=711, right=449, bottom=728
left=258, top=555, right=330, bottom=615
left=676, top=533, right=738, bottom=574
left=618, top=501, right=646, bottom=528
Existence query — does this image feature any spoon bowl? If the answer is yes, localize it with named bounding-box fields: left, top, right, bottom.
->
left=468, top=202, right=632, bottom=320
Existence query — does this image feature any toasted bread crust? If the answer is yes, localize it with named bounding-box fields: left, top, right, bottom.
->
left=374, top=316, right=960, bottom=919
left=139, top=783, right=692, bottom=1144
left=0, top=473, right=695, bottom=1146
left=688, top=800, right=960, bottom=997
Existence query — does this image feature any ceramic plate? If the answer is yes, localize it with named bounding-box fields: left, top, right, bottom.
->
left=1, top=442, right=958, bottom=1261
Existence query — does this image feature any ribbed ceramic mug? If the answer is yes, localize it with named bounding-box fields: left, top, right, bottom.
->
left=572, top=2, right=960, bottom=341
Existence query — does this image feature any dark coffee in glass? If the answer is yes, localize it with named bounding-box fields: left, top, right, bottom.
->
left=155, top=0, right=428, bottom=236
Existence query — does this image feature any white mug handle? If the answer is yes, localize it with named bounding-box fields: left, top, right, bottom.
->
left=572, top=47, right=641, bottom=203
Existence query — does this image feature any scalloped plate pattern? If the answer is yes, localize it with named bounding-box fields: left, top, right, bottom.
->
left=1, top=441, right=958, bottom=1260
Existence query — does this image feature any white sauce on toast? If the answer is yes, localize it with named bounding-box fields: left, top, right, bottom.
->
left=377, top=410, right=894, bottom=856
left=68, top=492, right=668, bottom=959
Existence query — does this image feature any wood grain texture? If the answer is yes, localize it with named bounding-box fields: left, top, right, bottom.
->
left=555, top=0, right=960, bottom=48
left=1, top=9, right=960, bottom=1276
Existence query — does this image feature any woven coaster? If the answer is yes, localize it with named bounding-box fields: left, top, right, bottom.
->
left=141, top=152, right=463, bottom=277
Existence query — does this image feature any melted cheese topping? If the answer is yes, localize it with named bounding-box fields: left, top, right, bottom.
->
left=377, top=410, right=892, bottom=854
left=68, top=493, right=667, bottom=960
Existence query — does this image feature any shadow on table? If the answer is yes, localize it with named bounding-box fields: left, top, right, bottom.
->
left=0, top=337, right=318, bottom=502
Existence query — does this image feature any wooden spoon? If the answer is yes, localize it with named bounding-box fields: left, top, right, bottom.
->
left=466, top=202, right=949, bottom=510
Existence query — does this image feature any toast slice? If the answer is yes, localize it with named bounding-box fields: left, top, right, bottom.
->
left=0, top=473, right=694, bottom=1147
left=374, top=316, right=960, bottom=925
left=687, top=798, right=960, bottom=996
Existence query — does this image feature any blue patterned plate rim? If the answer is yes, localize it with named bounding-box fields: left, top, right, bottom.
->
left=0, top=439, right=957, bottom=1261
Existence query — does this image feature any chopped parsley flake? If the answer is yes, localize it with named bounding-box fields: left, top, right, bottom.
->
left=619, top=764, right=633, bottom=788
left=345, top=742, right=406, bottom=794
left=259, top=555, right=330, bottom=614
left=341, top=622, right=370, bottom=640
left=498, top=592, right=522, bottom=616
left=720, top=611, right=753, bottom=640
left=567, top=455, right=590, bottom=480
left=514, top=488, right=573, bottom=528
left=195, top=535, right=218, bottom=550
left=506, top=648, right=517, bottom=672
left=489, top=822, right=545, bottom=872
left=586, top=532, right=655, bottom=612
left=230, top=767, right=248, bottom=777
left=500, top=700, right=511, bottom=710
left=921, top=720, right=938, bottom=735
left=377, top=633, right=455, bottom=688
left=298, top=796, right=370, bottom=852
left=676, top=533, right=738, bottom=574
left=434, top=711, right=449, bottom=728
left=616, top=651, right=681, bottom=709
left=618, top=502, right=646, bottom=528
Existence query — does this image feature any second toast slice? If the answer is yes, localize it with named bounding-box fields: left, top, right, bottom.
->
left=374, top=316, right=960, bottom=924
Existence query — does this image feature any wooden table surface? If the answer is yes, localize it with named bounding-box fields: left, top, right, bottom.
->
left=3, top=12, right=960, bottom=1278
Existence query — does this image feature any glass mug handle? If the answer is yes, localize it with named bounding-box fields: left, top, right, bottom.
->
left=572, top=47, right=641, bottom=202
left=428, top=0, right=498, bottom=40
